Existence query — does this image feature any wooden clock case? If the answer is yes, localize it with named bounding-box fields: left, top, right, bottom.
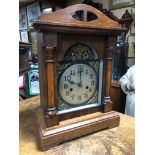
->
left=33, top=4, right=126, bottom=151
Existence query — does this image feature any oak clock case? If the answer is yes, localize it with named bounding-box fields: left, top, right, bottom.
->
left=33, top=4, right=126, bottom=151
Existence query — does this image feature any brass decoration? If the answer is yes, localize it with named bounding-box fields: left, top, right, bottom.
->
left=56, top=63, right=70, bottom=77
left=88, top=61, right=99, bottom=73
left=57, top=96, right=70, bottom=111
left=64, top=43, right=98, bottom=61
left=87, top=91, right=98, bottom=104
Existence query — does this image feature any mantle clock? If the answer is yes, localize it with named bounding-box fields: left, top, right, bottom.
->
left=33, top=4, right=126, bottom=151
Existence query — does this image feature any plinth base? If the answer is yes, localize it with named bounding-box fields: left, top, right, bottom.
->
left=34, top=107, right=120, bottom=151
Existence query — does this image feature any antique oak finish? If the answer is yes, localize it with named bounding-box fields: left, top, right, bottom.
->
left=33, top=4, right=126, bottom=151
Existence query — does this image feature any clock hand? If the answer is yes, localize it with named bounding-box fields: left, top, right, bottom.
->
left=67, top=80, right=79, bottom=85
left=78, top=66, right=82, bottom=87
left=80, top=66, right=81, bottom=84
left=66, top=80, right=74, bottom=84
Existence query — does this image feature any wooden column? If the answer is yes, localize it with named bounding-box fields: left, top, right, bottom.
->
left=103, top=47, right=113, bottom=112
left=45, top=47, right=59, bottom=127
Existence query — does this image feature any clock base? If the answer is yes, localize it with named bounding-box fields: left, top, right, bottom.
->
left=34, top=107, right=120, bottom=151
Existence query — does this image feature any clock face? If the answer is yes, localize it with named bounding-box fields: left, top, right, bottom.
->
left=58, top=63, right=97, bottom=105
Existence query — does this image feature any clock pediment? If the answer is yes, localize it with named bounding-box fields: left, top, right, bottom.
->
left=33, top=4, right=126, bottom=33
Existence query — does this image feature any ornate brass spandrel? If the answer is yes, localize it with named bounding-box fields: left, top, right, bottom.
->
left=64, top=43, right=98, bottom=61
left=88, top=61, right=99, bottom=73
left=87, top=91, right=98, bottom=104
left=56, top=63, right=70, bottom=77
left=57, top=96, right=71, bottom=111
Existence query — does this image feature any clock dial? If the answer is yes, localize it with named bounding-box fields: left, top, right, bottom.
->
left=58, top=63, right=97, bottom=105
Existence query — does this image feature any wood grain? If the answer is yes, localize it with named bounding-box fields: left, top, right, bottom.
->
left=46, top=47, right=56, bottom=109
left=34, top=107, right=120, bottom=151
left=19, top=96, right=135, bottom=155
left=45, top=47, right=59, bottom=127
left=33, top=4, right=124, bottom=30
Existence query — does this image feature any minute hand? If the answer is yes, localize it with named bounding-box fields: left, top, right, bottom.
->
left=79, top=66, right=82, bottom=87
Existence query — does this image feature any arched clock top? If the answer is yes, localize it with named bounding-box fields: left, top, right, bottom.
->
left=33, top=4, right=126, bottom=34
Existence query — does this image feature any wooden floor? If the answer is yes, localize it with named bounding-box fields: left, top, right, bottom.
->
left=19, top=96, right=135, bottom=155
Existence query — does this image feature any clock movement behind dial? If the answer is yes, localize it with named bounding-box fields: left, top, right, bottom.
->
left=33, top=4, right=126, bottom=151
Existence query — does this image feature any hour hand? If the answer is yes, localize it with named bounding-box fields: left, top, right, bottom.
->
left=67, top=80, right=74, bottom=84
left=67, top=80, right=81, bottom=86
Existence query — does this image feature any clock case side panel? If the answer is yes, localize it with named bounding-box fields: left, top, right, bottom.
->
left=37, top=32, right=47, bottom=110
left=56, top=33, right=106, bottom=121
